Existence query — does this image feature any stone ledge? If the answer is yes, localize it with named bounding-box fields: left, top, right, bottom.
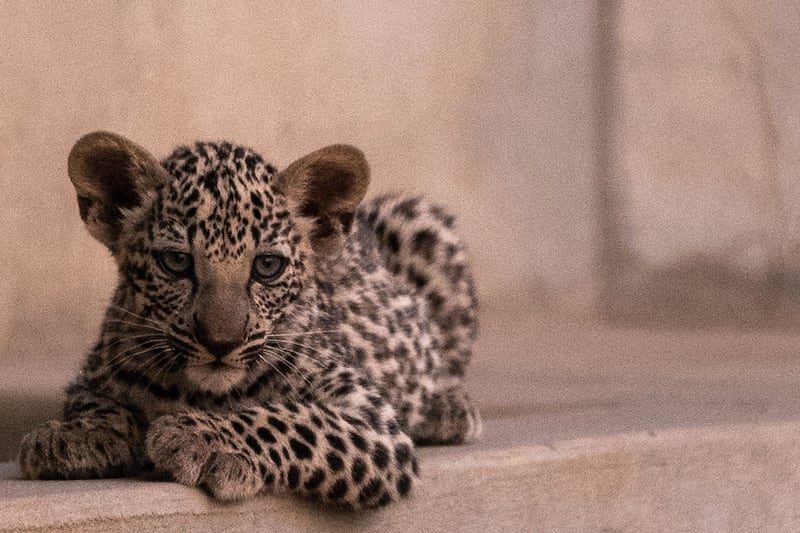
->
left=5, top=320, right=800, bottom=530
left=2, top=418, right=800, bottom=532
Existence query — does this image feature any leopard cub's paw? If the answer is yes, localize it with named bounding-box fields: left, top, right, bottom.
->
left=200, top=450, right=264, bottom=501
left=146, top=414, right=213, bottom=486
left=146, top=414, right=265, bottom=500
left=18, top=419, right=134, bottom=480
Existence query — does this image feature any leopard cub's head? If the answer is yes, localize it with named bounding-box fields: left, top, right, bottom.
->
left=68, top=131, right=368, bottom=394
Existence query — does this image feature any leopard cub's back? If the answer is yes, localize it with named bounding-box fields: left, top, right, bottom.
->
left=318, top=193, right=481, bottom=443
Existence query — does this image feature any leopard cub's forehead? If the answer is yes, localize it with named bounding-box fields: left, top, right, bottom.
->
left=155, top=141, right=290, bottom=257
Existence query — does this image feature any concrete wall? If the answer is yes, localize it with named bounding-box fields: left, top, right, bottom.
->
left=600, top=1, right=800, bottom=326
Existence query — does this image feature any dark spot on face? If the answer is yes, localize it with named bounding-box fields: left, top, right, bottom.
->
left=377, top=491, right=392, bottom=507
left=395, top=443, right=412, bottom=465
left=407, top=267, right=428, bottom=288
left=268, top=447, right=282, bottom=467
left=334, top=383, right=354, bottom=397
left=250, top=191, right=264, bottom=209
left=185, top=188, right=200, bottom=204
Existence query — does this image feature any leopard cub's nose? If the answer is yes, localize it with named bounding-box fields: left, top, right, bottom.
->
left=194, top=314, right=245, bottom=359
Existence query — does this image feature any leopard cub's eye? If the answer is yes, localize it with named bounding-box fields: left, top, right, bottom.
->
left=154, top=250, right=193, bottom=278
left=252, top=254, right=287, bottom=283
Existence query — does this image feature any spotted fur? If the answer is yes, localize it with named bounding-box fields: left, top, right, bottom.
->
left=17, top=132, right=480, bottom=509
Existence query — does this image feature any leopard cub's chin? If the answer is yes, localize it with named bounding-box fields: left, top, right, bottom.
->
left=184, top=365, right=246, bottom=395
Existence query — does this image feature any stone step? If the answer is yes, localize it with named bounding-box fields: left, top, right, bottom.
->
left=2, top=418, right=799, bottom=532
left=3, top=319, right=800, bottom=531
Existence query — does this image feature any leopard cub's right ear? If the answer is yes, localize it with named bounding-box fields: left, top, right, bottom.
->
left=68, top=131, right=168, bottom=251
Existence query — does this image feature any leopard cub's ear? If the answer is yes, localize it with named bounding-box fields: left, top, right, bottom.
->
left=68, top=131, right=168, bottom=251
left=277, top=144, right=370, bottom=256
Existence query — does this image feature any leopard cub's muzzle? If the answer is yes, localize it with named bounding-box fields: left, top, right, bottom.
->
left=192, top=280, right=250, bottom=359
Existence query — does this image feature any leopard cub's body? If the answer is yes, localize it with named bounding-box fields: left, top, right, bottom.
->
left=18, top=132, right=479, bottom=508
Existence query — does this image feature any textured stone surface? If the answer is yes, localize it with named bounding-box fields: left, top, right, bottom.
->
left=3, top=421, right=800, bottom=531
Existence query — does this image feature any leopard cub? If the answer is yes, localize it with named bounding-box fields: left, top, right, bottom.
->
left=18, top=131, right=480, bottom=508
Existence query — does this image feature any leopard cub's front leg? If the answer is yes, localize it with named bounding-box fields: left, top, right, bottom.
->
left=18, top=387, right=142, bottom=480
left=147, top=395, right=418, bottom=508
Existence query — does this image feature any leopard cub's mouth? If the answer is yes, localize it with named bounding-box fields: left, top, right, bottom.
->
left=176, top=343, right=253, bottom=395
left=185, top=361, right=247, bottom=395
left=168, top=332, right=267, bottom=394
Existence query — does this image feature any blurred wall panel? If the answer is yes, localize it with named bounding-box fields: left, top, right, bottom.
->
left=600, top=0, right=800, bottom=326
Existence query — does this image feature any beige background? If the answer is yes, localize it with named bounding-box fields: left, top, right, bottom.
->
left=1, top=1, right=800, bottom=397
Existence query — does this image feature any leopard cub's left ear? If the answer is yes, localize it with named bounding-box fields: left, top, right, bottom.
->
left=277, top=144, right=370, bottom=256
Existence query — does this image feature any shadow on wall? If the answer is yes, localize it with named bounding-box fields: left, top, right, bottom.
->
left=600, top=257, right=800, bottom=329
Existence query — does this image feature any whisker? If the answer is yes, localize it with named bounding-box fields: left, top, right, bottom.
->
left=106, top=306, right=171, bottom=329
left=257, top=351, right=307, bottom=398
left=133, top=352, right=172, bottom=380
left=150, top=348, right=181, bottom=387
left=261, top=347, right=320, bottom=391
left=264, top=329, right=342, bottom=338
left=112, top=343, right=172, bottom=369
left=272, top=336, right=337, bottom=354
left=271, top=338, right=347, bottom=367
left=261, top=348, right=313, bottom=385
left=103, top=333, right=167, bottom=349
left=111, top=341, right=170, bottom=362
left=103, top=318, right=169, bottom=334
left=110, top=346, right=172, bottom=377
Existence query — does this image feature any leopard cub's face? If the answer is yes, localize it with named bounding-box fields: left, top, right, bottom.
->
left=68, top=133, right=368, bottom=395
left=119, top=144, right=308, bottom=394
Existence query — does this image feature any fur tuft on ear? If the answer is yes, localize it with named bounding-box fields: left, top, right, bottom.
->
left=68, top=131, right=168, bottom=251
left=277, top=144, right=370, bottom=256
